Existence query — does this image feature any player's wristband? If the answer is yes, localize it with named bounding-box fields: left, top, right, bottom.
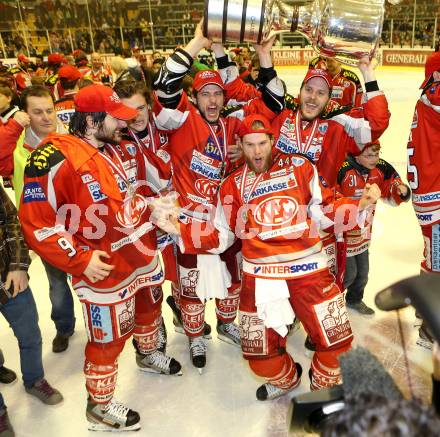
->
left=365, top=80, right=379, bottom=92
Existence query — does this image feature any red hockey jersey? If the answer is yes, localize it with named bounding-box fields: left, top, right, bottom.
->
left=337, top=156, right=409, bottom=256
left=272, top=92, right=390, bottom=188
left=153, top=90, right=276, bottom=251
left=19, top=133, right=167, bottom=304
left=407, top=82, right=440, bottom=227
left=178, top=153, right=361, bottom=274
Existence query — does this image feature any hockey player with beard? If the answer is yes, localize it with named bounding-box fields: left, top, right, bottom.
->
left=19, top=85, right=182, bottom=432
left=308, top=56, right=364, bottom=107
left=152, top=22, right=284, bottom=372
left=157, top=113, right=381, bottom=400
left=114, top=79, right=198, bottom=352
left=407, top=51, right=440, bottom=349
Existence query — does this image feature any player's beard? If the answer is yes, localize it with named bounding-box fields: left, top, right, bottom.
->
left=245, top=153, right=273, bottom=174
left=95, top=126, right=122, bottom=145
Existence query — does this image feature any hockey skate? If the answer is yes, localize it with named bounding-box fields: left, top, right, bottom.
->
left=256, top=363, right=303, bottom=401
left=166, top=295, right=212, bottom=339
left=216, top=320, right=241, bottom=347
left=87, top=398, right=141, bottom=432
left=133, top=340, right=182, bottom=375
left=189, top=336, right=206, bottom=374
left=157, top=318, right=167, bottom=354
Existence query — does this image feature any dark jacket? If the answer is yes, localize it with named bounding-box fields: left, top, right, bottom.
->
left=0, top=184, right=30, bottom=276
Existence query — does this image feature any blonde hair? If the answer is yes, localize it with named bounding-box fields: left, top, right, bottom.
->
left=110, top=56, right=128, bottom=76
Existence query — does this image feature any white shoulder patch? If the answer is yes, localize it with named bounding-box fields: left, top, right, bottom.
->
left=157, top=149, right=171, bottom=164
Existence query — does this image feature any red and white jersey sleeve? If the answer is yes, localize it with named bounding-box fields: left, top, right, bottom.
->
left=407, top=82, right=440, bottom=226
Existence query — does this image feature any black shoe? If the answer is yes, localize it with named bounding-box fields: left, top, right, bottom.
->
left=52, top=332, right=73, bottom=353
left=346, top=301, right=375, bottom=316
left=0, top=408, right=14, bottom=436
left=0, top=367, right=16, bottom=385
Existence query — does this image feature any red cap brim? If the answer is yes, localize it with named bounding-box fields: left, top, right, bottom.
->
left=108, top=105, right=138, bottom=121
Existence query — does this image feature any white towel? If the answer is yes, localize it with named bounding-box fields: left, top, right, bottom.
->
left=255, top=278, right=295, bottom=337
left=195, top=254, right=231, bottom=303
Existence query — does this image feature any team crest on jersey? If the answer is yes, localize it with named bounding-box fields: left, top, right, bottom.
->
left=254, top=196, right=298, bottom=226
left=318, top=123, right=328, bottom=135
left=116, top=193, right=147, bottom=228
left=125, top=144, right=137, bottom=157
left=195, top=178, right=218, bottom=199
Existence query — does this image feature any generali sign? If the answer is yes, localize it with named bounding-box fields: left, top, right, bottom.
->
left=382, top=50, right=433, bottom=67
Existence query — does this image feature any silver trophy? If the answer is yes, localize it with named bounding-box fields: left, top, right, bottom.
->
left=204, top=0, right=393, bottom=65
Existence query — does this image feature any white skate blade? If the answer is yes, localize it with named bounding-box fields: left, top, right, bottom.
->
left=197, top=368, right=203, bottom=375
left=87, top=422, right=141, bottom=432
left=174, top=326, right=212, bottom=340
left=138, top=367, right=183, bottom=376
left=217, top=333, right=241, bottom=348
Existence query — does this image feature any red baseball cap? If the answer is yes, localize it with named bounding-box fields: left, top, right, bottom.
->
left=48, top=53, right=64, bottom=65
left=18, top=54, right=30, bottom=64
left=420, top=51, right=440, bottom=89
left=74, top=85, right=138, bottom=120
left=302, top=68, right=333, bottom=91
left=193, top=70, right=225, bottom=92
left=58, top=65, right=82, bottom=81
left=238, top=114, right=272, bottom=138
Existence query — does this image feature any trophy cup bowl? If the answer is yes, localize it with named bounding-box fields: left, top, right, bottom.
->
left=203, top=0, right=386, bottom=66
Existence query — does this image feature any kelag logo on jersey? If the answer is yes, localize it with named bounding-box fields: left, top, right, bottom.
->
left=254, top=196, right=298, bottom=226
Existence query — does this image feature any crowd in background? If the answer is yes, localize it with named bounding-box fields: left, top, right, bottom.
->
left=0, top=0, right=439, bottom=57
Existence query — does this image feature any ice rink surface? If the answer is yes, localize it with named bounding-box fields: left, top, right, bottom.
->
left=0, top=66, right=433, bottom=437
